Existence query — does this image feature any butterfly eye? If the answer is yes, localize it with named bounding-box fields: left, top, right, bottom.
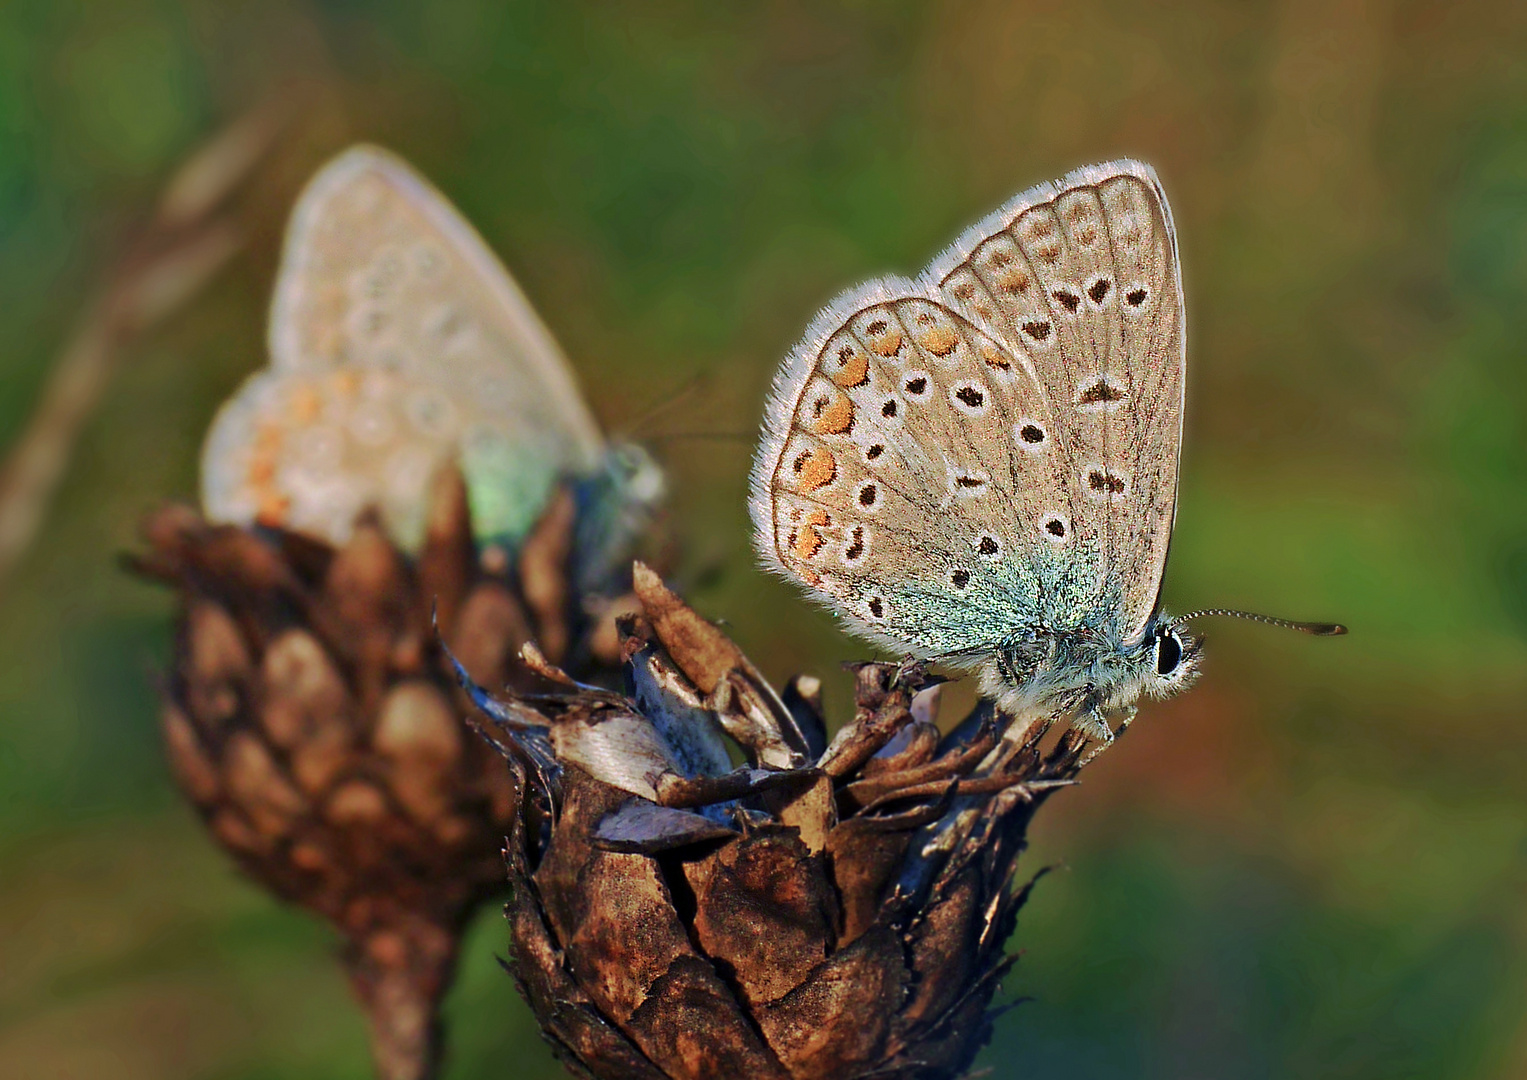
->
left=1155, top=630, right=1183, bottom=676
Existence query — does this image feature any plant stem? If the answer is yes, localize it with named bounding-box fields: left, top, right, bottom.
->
left=345, top=915, right=458, bottom=1080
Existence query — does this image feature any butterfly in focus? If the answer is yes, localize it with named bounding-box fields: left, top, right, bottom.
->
left=751, top=160, right=1342, bottom=741
left=201, top=145, right=662, bottom=592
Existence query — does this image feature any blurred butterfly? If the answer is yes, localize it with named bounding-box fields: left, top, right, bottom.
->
left=201, top=145, right=662, bottom=591
left=751, top=160, right=1342, bottom=741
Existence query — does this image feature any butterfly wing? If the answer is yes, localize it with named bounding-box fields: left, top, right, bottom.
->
left=928, top=160, right=1185, bottom=641
left=268, top=145, right=605, bottom=464
left=200, top=364, right=566, bottom=550
left=203, top=145, right=609, bottom=549
left=750, top=279, right=1087, bottom=662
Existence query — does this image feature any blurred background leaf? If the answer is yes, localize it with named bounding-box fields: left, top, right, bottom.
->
left=2, top=1, right=1525, bottom=1077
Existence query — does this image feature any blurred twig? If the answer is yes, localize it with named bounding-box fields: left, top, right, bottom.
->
left=0, top=101, right=290, bottom=591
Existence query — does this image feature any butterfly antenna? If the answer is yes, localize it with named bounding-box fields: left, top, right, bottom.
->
left=617, top=369, right=714, bottom=439
left=1170, top=608, right=1347, bottom=636
left=645, top=430, right=752, bottom=445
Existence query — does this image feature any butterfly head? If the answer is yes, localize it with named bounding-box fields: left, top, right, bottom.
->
left=569, top=440, right=666, bottom=593
left=975, top=607, right=1203, bottom=722
left=601, top=441, right=666, bottom=508
left=1065, top=612, right=1203, bottom=714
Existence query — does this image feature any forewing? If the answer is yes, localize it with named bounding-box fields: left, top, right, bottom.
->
left=749, top=282, right=1086, bottom=661
left=929, top=160, right=1184, bottom=639
left=267, top=145, right=605, bottom=474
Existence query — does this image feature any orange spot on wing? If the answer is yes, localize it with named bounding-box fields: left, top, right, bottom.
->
left=979, top=343, right=1010, bottom=369
left=920, top=325, right=960, bottom=357
left=814, top=394, right=855, bottom=435
left=832, top=350, right=870, bottom=389
left=997, top=271, right=1030, bottom=296
left=796, top=447, right=837, bottom=492
left=869, top=330, right=903, bottom=358
left=255, top=491, right=291, bottom=527
left=247, top=455, right=276, bottom=485
left=793, top=510, right=830, bottom=561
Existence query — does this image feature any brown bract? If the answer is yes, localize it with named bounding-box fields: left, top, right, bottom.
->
left=478, top=567, right=1092, bottom=1080
left=129, top=466, right=630, bottom=1080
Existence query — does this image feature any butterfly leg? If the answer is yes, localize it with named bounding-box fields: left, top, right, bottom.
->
left=1070, top=705, right=1114, bottom=744
left=893, top=653, right=928, bottom=688
left=1076, top=705, right=1140, bottom=767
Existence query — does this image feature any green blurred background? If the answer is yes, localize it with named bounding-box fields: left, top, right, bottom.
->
left=3, top=1, right=1527, bottom=1077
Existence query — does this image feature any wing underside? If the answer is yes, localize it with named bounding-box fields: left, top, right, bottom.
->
left=750, top=160, right=1184, bottom=653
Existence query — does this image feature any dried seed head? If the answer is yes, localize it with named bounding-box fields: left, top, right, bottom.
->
left=468, top=571, right=1097, bottom=1079
left=131, top=463, right=643, bottom=1080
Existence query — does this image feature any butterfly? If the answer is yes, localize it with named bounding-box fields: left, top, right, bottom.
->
left=201, top=145, right=662, bottom=591
left=751, top=160, right=1341, bottom=741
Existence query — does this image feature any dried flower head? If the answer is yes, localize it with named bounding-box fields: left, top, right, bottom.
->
left=130, top=466, right=634, bottom=1080
left=465, top=565, right=1094, bottom=1080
